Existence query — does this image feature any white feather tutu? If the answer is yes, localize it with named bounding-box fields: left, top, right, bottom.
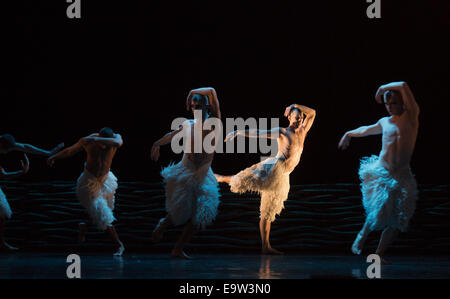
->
left=0, top=186, right=12, bottom=220
left=359, top=155, right=418, bottom=232
left=76, top=170, right=118, bottom=231
left=161, top=160, right=220, bottom=230
left=230, top=154, right=290, bottom=222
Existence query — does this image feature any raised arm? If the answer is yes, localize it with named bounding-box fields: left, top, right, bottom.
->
left=225, top=127, right=282, bottom=142
left=47, top=139, right=85, bottom=166
left=84, top=133, right=123, bottom=148
left=338, top=120, right=382, bottom=150
left=186, top=87, right=221, bottom=119
left=286, top=104, right=316, bottom=133
left=375, top=81, right=419, bottom=119
left=0, top=154, right=29, bottom=179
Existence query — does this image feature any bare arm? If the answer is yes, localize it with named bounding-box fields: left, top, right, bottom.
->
left=225, top=127, right=282, bottom=142
left=186, top=87, right=221, bottom=119
left=375, top=81, right=420, bottom=119
left=84, top=134, right=123, bottom=148
left=151, top=127, right=183, bottom=162
left=12, top=142, right=64, bottom=157
left=0, top=154, right=29, bottom=179
left=338, top=120, right=382, bottom=150
left=286, top=104, right=316, bottom=133
left=47, top=139, right=85, bottom=166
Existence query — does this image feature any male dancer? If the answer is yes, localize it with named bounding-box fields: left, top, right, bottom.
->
left=338, top=81, right=419, bottom=264
left=151, top=87, right=221, bottom=259
left=216, top=104, right=316, bottom=255
left=0, top=134, right=63, bottom=250
left=48, top=128, right=125, bottom=256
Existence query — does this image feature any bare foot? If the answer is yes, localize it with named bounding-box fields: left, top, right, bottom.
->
left=113, top=243, right=125, bottom=256
left=171, top=250, right=192, bottom=259
left=351, top=232, right=365, bottom=255
left=0, top=242, right=19, bottom=251
left=262, top=246, right=284, bottom=255
left=152, top=218, right=166, bottom=243
left=78, top=222, right=87, bottom=243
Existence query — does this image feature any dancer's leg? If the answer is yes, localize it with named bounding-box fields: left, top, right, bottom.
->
left=375, top=227, right=399, bottom=264
left=152, top=215, right=172, bottom=243
left=0, top=218, right=18, bottom=251
left=260, top=219, right=283, bottom=255
left=106, top=225, right=125, bottom=256
left=215, top=174, right=231, bottom=184
left=171, top=220, right=195, bottom=259
left=351, top=220, right=371, bottom=255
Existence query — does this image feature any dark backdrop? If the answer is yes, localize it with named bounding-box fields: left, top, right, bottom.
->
left=11, top=1, right=450, bottom=185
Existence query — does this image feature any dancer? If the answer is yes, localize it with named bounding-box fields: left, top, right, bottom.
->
left=0, top=154, right=29, bottom=251
left=0, top=134, right=63, bottom=251
left=47, top=128, right=125, bottom=256
left=151, top=87, right=221, bottom=259
left=216, top=104, right=316, bottom=255
left=338, top=81, right=419, bottom=264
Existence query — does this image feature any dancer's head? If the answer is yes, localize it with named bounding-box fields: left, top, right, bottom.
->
left=0, top=134, right=16, bottom=153
left=99, top=127, right=114, bottom=138
left=383, top=90, right=404, bottom=116
left=190, top=94, right=210, bottom=119
left=287, top=107, right=304, bottom=129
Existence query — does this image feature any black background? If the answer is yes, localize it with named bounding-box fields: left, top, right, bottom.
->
left=11, top=0, right=450, bottom=184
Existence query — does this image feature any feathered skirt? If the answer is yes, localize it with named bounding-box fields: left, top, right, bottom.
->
left=0, top=186, right=12, bottom=220
left=161, top=160, right=220, bottom=230
left=359, top=155, right=418, bottom=232
left=229, top=154, right=290, bottom=222
left=76, top=169, right=118, bottom=231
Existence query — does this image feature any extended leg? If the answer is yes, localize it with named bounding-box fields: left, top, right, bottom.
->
left=375, top=227, right=399, bottom=264
left=107, top=225, right=125, bottom=256
left=260, top=219, right=283, bottom=255
left=171, top=221, right=195, bottom=259
left=351, top=220, right=371, bottom=255
left=214, top=174, right=232, bottom=184
left=0, top=218, right=18, bottom=251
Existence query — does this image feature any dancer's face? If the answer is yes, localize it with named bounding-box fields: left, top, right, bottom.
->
left=190, top=99, right=209, bottom=119
left=384, top=93, right=404, bottom=116
left=288, top=110, right=303, bottom=128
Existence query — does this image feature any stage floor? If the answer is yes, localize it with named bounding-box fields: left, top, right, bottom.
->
left=1, top=252, right=450, bottom=279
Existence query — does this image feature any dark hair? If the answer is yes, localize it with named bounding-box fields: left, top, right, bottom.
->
left=383, top=90, right=402, bottom=104
left=99, top=127, right=114, bottom=138
left=0, top=134, right=16, bottom=150
left=289, top=107, right=302, bottom=116
left=192, top=94, right=210, bottom=107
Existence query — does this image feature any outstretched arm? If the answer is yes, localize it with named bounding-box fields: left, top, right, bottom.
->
left=286, top=104, right=316, bottom=133
left=151, top=127, right=183, bottom=162
left=375, top=81, right=420, bottom=119
left=12, top=142, right=64, bottom=157
left=186, top=87, right=221, bottom=119
left=0, top=154, right=29, bottom=179
left=47, top=139, right=84, bottom=166
left=84, top=133, right=123, bottom=148
left=338, top=120, right=382, bottom=150
left=225, top=127, right=282, bottom=142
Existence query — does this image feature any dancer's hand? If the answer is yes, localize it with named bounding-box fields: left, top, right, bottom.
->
left=0, top=166, right=6, bottom=176
left=338, top=133, right=351, bottom=150
left=284, top=105, right=294, bottom=117
left=47, top=156, right=55, bottom=167
left=224, top=131, right=238, bottom=142
left=375, top=86, right=385, bottom=104
left=151, top=144, right=160, bottom=162
left=21, top=154, right=30, bottom=174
